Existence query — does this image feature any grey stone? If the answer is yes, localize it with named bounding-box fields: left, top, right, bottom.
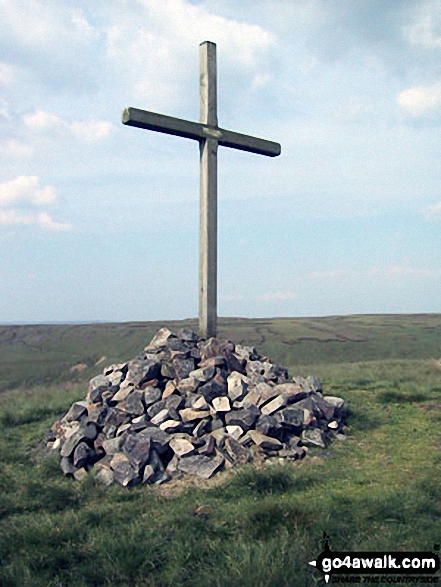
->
left=165, top=394, right=185, bottom=411
left=178, top=328, right=199, bottom=343
left=120, top=391, right=145, bottom=416
left=73, top=442, right=92, bottom=469
left=60, top=456, right=76, bottom=476
left=103, top=435, right=126, bottom=456
left=225, top=406, right=259, bottom=431
left=138, top=427, right=171, bottom=454
left=197, top=434, right=216, bottom=456
left=123, top=433, right=151, bottom=469
left=301, top=428, right=326, bottom=448
left=307, top=375, right=322, bottom=392
left=82, top=422, right=98, bottom=442
left=276, top=407, right=305, bottom=432
left=246, top=360, right=266, bottom=380
left=146, top=400, right=166, bottom=419
left=127, top=358, right=161, bottom=387
left=190, top=364, right=215, bottom=384
left=173, top=357, right=195, bottom=381
left=65, top=401, right=88, bottom=422
left=235, top=345, right=260, bottom=362
left=209, top=418, right=224, bottom=431
left=115, top=422, right=132, bottom=436
left=323, top=396, right=345, bottom=414
left=148, top=327, right=178, bottom=348
left=198, top=373, right=227, bottom=402
left=143, top=387, right=162, bottom=407
left=96, top=468, right=114, bottom=486
left=178, top=454, right=224, bottom=479
left=177, top=377, right=200, bottom=394
left=224, top=437, right=251, bottom=464
left=60, top=430, right=85, bottom=457
left=111, top=453, right=140, bottom=487
left=255, top=415, right=283, bottom=439
left=130, top=416, right=152, bottom=432
left=103, top=408, right=131, bottom=431
left=223, top=350, right=245, bottom=375
left=263, top=361, right=288, bottom=382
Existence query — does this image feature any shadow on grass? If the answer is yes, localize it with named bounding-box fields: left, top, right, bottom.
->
left=346, top=406, right=384, bottom=432
left=244, top=501, right=316, bottom=540
left=213, top=467, right=319, bottom=500
left=376, top=390, right=429, bottom=404
left=0, top=406, right=65, bottom=428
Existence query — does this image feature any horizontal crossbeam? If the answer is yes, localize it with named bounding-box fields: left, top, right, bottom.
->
left=122, top=107, right=281, bottom=157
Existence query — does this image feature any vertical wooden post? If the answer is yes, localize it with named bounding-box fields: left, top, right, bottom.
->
left=199, top=41, right=218, bottom=338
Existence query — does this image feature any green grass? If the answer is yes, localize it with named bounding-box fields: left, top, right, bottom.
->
left=0, top=315, right=441, bottom=586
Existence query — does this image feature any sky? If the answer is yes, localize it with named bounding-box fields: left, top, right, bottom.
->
left=0, top=0, right=440, bottom=323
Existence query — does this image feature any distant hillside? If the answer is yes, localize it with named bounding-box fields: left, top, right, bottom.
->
left=0, top=314, right=440, bottom=391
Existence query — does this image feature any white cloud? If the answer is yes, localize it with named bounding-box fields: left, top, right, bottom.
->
left=0, top=176, right=57, bottom=207
left=139, top=0, right=274, bottom=68
left=0, top=209, right=72, bottom=231
left=251, top=73, right=271, bottom=90
left=0, top=62, right=17, bottom=85
left=1, top=139, right=33, bottom=157
left=37, top=212, right=72, bottom=232
left=105, top=0, right=275, bottom=110
left=0, top=209, right=33, bottom=226
left=423, top=201, right=441, bottom=221
left=0, top=99, right=10, bottom=119
left=397, top=81, right=441, bottom=116
left=70, top=121, right=113, bottom=143
left=23, top=110, right=63, bottom=130
left=404, top=12, right=441, bottom=50
left=23, top=110, right=113, bottom=143
left=2, top=1, right=97, bottom=51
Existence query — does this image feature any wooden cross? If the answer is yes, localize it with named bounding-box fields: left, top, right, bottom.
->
left=122, top=41, right=281, bottom=338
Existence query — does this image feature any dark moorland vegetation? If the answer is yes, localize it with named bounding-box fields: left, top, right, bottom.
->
left=0, top=314, right=441, bottom=586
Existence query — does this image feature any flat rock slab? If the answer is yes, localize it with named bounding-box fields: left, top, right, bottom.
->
left=169, top=437, right=195, bottom=457
left=178, top=455, right=224, bottom=479
left=248, top=429, right=283, bottom=451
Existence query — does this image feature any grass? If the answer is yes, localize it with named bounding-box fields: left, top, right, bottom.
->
left=0, top=315, right=441, bottom=585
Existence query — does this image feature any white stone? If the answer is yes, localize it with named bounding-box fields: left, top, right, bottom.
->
left=212, top=396, right=231, bottom=412
left=260, top=395, right=285, bottom=415
left=169, top=437, right=195, bottom=457
left=226, top=425, right=244, bottom=440
left=159, top=419, right=181, bottom=432
left=150, top=409, right=169, bottom=426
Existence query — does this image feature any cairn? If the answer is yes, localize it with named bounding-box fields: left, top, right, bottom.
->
left=46, top=327, right=346, bottom=487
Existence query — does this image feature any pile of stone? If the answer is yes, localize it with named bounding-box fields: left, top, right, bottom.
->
left=46, top=327, right=346, bottom=487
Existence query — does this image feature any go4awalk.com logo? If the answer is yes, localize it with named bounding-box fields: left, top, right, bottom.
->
left=309, top=534, right=440, bottom=584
